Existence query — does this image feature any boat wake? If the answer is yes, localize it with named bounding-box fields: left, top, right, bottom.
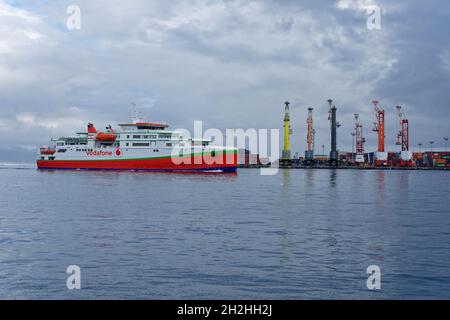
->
left=0, top=162, right=35, bottom=170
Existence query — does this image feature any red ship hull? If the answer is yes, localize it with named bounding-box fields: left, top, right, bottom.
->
left=37, top=153, right=238, bottom=173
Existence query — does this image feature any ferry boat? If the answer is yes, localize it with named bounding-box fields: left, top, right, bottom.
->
left=37, top=121, right=238, bottom=173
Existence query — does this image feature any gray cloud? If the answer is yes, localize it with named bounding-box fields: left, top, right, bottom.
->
left=0, top=0, right=449, bottom=161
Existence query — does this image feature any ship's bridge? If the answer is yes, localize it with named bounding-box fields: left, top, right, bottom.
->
left=118, top=122, right=169, bottom=131
left=53, top=135, right=88, bottom=146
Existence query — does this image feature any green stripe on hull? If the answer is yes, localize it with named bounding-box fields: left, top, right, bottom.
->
left=51, top=150, right=237, bottom=162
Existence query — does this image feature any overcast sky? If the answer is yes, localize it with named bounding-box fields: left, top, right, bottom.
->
left=0, top=0, right=449, bottom=161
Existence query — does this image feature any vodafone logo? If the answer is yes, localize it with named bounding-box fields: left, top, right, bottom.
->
left=86, top=150, right=113, bottom=157
left=115, top=148, right=122, bottom=157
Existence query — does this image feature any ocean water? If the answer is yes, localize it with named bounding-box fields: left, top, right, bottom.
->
left=0, top=164, right=449, bottom=299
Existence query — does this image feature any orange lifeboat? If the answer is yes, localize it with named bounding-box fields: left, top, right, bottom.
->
left=96, top=132, right=117, bottom=142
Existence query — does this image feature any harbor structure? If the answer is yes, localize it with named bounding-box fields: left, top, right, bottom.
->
left=282, top=101, right=292, bottom=162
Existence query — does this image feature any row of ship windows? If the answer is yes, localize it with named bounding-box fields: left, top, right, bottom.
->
left=57, top=142, right=87, bottom=146
left=58, top=145, right=172, bottom=152
left=125, top=135, right=171, bottom=139
left=124, top=143, right=172, bottom=147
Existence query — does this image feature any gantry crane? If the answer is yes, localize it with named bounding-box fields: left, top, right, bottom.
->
left=372, top=100, right=388, bottom=166
left=354, top=113, right=366, bottom=164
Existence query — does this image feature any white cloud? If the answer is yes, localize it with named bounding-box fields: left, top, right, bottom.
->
left=16, top=113, right=36, bottom=125
left=0, top=2, right=44, bottom=54
left=16, top=112, right=85, bottom=130
left=336, top=0, right=379, bottom=12
left=0, top=2, right=40, bottom=21
left=19, top=144, right=38, bottom=151
left=335, top=0, right=404, bottom=15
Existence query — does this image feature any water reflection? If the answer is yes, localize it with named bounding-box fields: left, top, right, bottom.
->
left=329, top=169, right=337, bottom=188
left=282, top=169, right=291, bottom=187
left=353, top=169, right=365, bottom=189
left=398, top=170, right=410, bottom=191
left=37, top=169, right=238, bottom=182
left=376, top=170, right=386, bottom=193
left=305, top=169, right=315, bottom=188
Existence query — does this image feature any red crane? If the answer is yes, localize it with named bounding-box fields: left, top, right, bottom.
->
left=372, top=100, right=385, bottom=152
left=372, top=100, right=388, bottom=166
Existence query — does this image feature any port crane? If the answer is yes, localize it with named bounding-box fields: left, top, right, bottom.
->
left=396, top=105, right=413, bottom=166
left=396, top=105, right=409, bottom=150
left=281, top=101, right=292, bottom=164
left=354, top=113, right=366, bottom=164
left=328, top=99, right=341, bottom=166
left=305, top=107, right=315, bottom=165
left=372, top=100, right=388, bottom=166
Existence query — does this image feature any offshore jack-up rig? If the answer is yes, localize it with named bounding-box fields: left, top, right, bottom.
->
left=396, top=105, right=413, bottom=167
left=304, top=107, right=316, bottom=166
left=281, top=101, right=293, bottom=166
left=276, top=97, right=445, bottom=169
left=328, top=99, right=341, bottom=166
left=372, top=100, right=388, bottom=166
left=354, top=113, right=366, bottom=165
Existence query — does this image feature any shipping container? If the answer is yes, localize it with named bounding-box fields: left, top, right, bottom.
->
left=413, top=152, right=423, bottom=160
left=388, top=152, right=399, bottom=161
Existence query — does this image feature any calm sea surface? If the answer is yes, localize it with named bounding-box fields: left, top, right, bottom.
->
left=0, top=164, right=449, bottom=299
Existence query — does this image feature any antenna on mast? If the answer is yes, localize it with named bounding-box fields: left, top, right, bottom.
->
left=130, top=102, right=145, bottom=124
